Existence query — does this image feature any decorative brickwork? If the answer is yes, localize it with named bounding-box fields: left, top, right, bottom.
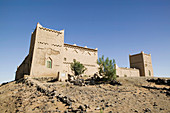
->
left=15, top=23, right=98, bottom=81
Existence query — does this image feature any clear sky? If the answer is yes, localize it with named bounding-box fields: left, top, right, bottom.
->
left=0, top=0, right=170, bottom=83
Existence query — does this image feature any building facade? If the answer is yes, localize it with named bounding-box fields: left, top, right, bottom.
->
left=115, top=64, right=140, bottom=77
left=15, top=23, right=98, bottom=80
left=116, top=51, right=154, bottom=77
left=130, top=51, right=154, bottom=77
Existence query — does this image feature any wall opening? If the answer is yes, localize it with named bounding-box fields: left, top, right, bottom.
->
left=64, top=57, right=66, bottom=61
left=149, top=70, right=151, bottom=76
left=47, top=57, right=52, bottom=68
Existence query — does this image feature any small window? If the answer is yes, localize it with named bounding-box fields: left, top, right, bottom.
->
left=149, top=70, right=151, bottom=76
left=64, top=57, right=66, bottom=61
left=47, top=61, right=52, bottom=68
left=47, top=58, right=52, bottom=68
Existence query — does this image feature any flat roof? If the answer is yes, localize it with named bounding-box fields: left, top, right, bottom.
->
left=130, top=51, right=150, bottom=57
left=64, top=43, right=98, bottom=51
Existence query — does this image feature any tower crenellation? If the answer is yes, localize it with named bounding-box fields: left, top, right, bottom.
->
left=15, top=23, right=98, bottom=81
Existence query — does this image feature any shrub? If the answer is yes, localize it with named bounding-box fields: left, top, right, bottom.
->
left=71, top=59, right=87, bottom=77
left=97, top=55, right=116, bottom=81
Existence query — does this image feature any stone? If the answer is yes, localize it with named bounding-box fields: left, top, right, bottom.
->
left=143, top=108, right=151, bottom=112
left=160, top=108, right=164, bottom=110
left=105, top=104, right=109, bottom=107
left=134, top=110, right=138, bottom=112
left=66, top=100, right=72, bottom=106
left=64, top=110, right=69, bottom=113
left=95, top=106, right=100, bottom=110
left=153, top=102, right=157, bottom=106
left=84, top=104, right=89, bottom=109
left=101, top=99, right=105, bottom=102
left=90, top=79, right=95, bottom=85
left=78, top=105, right=85, bottom=111
left=51, top=100, right=55, bottom=103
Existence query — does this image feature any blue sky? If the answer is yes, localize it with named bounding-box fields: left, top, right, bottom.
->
left=0, top=0, right=170, bottom=83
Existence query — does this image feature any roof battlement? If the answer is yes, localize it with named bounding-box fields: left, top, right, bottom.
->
left=129, top=51, right=151, bottom=57
left=37, top=22, right=64, bottom=34
left=35, top=23, right=98, bottom=51
left=64, top=43, right=98, bottom=51
left=115, top=64, right=138, bottom=70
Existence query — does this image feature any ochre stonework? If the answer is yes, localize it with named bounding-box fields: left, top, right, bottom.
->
left=15, top=23, right=98, bottom=80
left=15, top=23, right=154, bottom=80
left=130, top=51, right=154, bottom=77
left=116, top=51, right=154, bottom=77
left=115, top=64, right=140, bottom=77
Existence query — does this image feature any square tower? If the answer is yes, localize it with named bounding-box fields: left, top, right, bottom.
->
left=29, top=23, right=65, bottom=77
left=129, top=51, right=154, bottom=77
left=15, top=23, right=99, bottom=81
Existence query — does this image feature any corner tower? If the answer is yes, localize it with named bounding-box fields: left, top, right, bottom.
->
left=29, top=23, right=65, bottom=77
left=16, top=23, right=98, bottom=81
left=129, top=51, right=154, bottom=77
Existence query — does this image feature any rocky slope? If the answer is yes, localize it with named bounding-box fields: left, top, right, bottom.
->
left=0, top=77, right=170, bottom=113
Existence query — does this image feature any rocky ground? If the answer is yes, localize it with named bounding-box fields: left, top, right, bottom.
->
left=0, top=77, right=170, bottom=113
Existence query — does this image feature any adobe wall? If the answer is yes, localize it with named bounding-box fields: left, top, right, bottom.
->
left=130, top=52, right=154, bottom=77
left=15, top=55, right=31, bottom=80
left=16, top=23, right=99, bottom=81
left=15, top=29, right=37, bottom=80
left=143, top=54, right=154, bottom=77
left=63, top=44, right=98, bottom=76
left=129, top=53, right=145, bottom=76
left=30, top=24, right=64, bottom=77
left=115, top=64, right=140, bottom=77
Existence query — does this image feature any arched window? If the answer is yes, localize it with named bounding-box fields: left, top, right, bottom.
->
left=47, top=57, right=52, bottom=68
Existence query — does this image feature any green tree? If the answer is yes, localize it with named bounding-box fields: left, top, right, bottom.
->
left=97, top=55, right=116, bottom=81
left=71, top=59, right=87, bottom=76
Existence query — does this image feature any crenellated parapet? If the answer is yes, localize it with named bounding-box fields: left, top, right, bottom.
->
left=16, top=22, right=98, bottom=81
left=64, top=43, right=97, bottom=53
left=37, top=23, right=63, bottom=35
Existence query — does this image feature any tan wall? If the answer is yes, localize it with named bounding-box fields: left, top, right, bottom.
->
left=130, top=51, right=154, bottom=77
left=15, top=55, right=31, bottom=80
left=115, top=64, right=140, bottom=77
left=16, top=23, right=154, bottom=80
left=16, top=23, right=98, bottom=81
left=129, top=52, right=145, bottom=76
left=63, top=44, right=98, bottom=76
left=30, top=24, right=64, bottom=77
left=15, top=29, right=37, bottom=80
left=143, top=54, right=154, bottom=77
left=16, top=23, right=100, bottom=81
left=29, top=29, right=37, bottom=56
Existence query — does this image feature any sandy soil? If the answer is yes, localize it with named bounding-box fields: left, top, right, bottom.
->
left=0, top=77, right=169, bottom=113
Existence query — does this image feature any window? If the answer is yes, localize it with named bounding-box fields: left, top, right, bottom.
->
left=64, top=57, right=66, bottom=61
left=149, top=70, right=151, bottom=76
left=47, top=58, right=52, bottom=68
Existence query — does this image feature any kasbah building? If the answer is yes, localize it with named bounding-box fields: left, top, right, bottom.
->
left=15, top=23, right=154, bottom=81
